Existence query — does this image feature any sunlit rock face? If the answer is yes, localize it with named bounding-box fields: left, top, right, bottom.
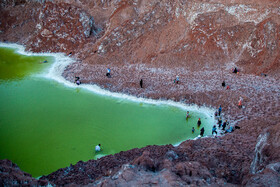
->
left=1, top=0, right=279, bottom=75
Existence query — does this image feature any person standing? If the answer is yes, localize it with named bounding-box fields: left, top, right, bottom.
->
left=218, top=105, right=222, bottom=116
left=186, top=111, right=190, bottom=119
left=222, top=81, right=226, bottom=87
left=200, top=127, right=205, bottom=137
left=218, top=117, right=222, bottom=128
left=222, top=120, right=228, bottom=130
left=140, top=79, right=143, bottom=88
left=197, top=118, right=201, bottom=127
left=238, top=98, right=242, bottom=109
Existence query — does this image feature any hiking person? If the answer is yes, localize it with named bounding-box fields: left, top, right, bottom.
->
left=218, top=105, right=222, bottom=116
left=226, top=85, right=230, bottom=90
left=212, top=125, right=217, bottom=135
left=140, top=79, right=143, bottom=88
left=192, top=127, right=195, bottom=133
left=95, top=144, right=101, bottom=152
left=200, top=127, right=205, bottom=137
left=197, top=118, right=201, bottom=127
left=232, top=67, right=238, bottom=74
left=222, top=81, right=226, bottom=87
left=106, top=68, right=111, bottom=77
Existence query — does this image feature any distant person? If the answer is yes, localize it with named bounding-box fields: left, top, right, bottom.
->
left=76, top=80, right=81, bottom=85
left=222, top=120, right=228, bottom=130
left=106, top=68, right=111, bottom=78
left=95, top=144, right=101, bottom=152
left=212, top=125, right=217, bottom=135
left=40, top=60, right=48, bottom=64
left=192, top=127, right=195, bottom=133
left=214, top=111, right=218, bottom=119
left=226, top=85, right=230, bottom=90
left=197, top=118, right=201, bottom=127
left=200, top=127, right=205, bottom=137
left=218, top=105, right=222, bottom=116
left=222, top=81, right=226, bottom=87
left=186, top=111, right=190, bottom=119
left=238, top=98, right=242, bottom=109
left=225, top=126, right=234, bottom=133
left=75, top=76, right=81, bottom=85
left=218, top=117, right=222, bottom=128
left=174, top=75, right=180, bottom=84
left=140, top=79, right=143, bottom=88
left=232, top=67, right=238, bottom=74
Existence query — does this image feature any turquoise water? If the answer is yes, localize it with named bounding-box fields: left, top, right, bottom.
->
left=0, top=46, right=213, bottom=177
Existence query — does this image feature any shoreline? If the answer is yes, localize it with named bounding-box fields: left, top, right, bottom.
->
left=0, top=42, right=217, bottom=140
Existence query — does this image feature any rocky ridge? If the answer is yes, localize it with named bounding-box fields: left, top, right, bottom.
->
left=0, top=0, right=279, bottom=186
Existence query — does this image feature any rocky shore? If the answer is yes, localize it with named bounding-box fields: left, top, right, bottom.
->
left=0, top=0, right=279, bottom=186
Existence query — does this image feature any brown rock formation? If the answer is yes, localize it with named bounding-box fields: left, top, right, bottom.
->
left=0, top=0, right=279, bottom=186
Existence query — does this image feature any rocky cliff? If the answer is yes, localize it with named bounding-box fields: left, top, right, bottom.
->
left=0, top=0, right=279, bottom=186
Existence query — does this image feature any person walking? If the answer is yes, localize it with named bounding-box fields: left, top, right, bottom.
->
left=140, top=79, right=143, bottom=88
left=212, top=125, right=217, bottom=135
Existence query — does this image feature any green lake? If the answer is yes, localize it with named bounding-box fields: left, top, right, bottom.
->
left=0, top=45, right=214, bottom=177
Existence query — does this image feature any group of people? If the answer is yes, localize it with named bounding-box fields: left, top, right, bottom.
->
left=212, top=105, right=239, bottom=135
left=186, top=112, right=205, bottom=137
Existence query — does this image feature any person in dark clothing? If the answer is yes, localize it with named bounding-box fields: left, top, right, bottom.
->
left=222, top=81, right=226, bottom=87
left=200, top=127, right=205, bottom=137
left=212, top=125, right=217, bottom=135
left=75, top=76, right=81, bottom=85
left=222, top=120, right=228, bottom=130
left=218, top=105, right=222, bottom=116
left=218, top=117, right=222, bottom=128
left=140, top=79, right=143, bottom=88
left=106, top=68, right=111, bottom=78
left=233, top=67, right=238, bottom=73
left=197, top=118, right=201, bottom=127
